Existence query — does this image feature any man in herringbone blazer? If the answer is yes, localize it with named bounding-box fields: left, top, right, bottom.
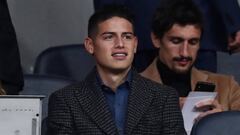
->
left=47, top=5, right=186, bottom=135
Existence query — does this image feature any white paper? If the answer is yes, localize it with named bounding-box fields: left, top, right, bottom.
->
left=182, top=92, right=217, bottom=134
left=0, top=95, right=44, bottom=135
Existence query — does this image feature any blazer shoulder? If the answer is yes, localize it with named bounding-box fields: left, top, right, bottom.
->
left=201, top=70, right=235, bottom=82
left=51, top=81, right=87, bottom=98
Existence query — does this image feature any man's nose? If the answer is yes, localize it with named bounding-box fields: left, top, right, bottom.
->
left=114, top=37, right=124, bottom=48
left=179, top=43, right=189, bottom=57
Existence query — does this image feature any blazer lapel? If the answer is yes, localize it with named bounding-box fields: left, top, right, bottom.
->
left=191, top=67, right=209, bottom=91
left=140, top=58, right=163, bottom=84
left=125, top=73, right=154, bottom=134
left=74, top=70, right=118, bottom=135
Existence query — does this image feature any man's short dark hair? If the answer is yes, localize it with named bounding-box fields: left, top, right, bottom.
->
left=88, top=4, right=135, bottom=38
left=152, top=0, right=203, bottom=38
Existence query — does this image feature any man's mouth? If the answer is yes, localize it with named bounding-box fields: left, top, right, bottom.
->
left=178, top=60, right=189, bottom=66
left=173, top=57, right=192, bottom=66
left=112, top=53, right=127, bottom=56
left=112, top=52, right=128, bottom=60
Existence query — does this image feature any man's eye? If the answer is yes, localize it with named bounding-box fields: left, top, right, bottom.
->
left=189, top=39, right=199, bottom=45
left=122, top=34, right=134, bottom=40
left=170, top=38, right=183, bottom=44
left=103, top=35, right=113, bottom=40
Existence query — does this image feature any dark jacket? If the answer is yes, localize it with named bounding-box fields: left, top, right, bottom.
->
left=0, top=0, right=23, bottom=94
left=47, top=69, right=186, bottom=135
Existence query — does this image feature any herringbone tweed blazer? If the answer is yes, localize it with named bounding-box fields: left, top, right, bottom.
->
left=47, top=69, right=186, bottom=135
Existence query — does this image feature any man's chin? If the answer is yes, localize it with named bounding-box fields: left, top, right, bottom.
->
left=173, top=67, right=191, bottom=74
left=110, top=66, right=132, bottom=74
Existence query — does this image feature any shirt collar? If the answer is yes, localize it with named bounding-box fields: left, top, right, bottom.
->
left=96, top=69, right=133, bottom=89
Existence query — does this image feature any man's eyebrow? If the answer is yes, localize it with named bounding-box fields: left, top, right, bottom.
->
left=190, top=37, right=200, bottom=40
left=100, top=32, right=115, bottom=36
left=100, top=32, right=135, bottom=36
left=168, top=36, right=183, bottom=39
left=122, top=32, right=134, bottom=35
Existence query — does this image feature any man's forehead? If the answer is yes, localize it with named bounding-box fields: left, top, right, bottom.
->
left=98, top=16, right=132, bottom=26
left=96, top=18, right=134, bottom=33
left=171, top=23, right=201, bottom=30
left=165, top=24, right=201, bottom=37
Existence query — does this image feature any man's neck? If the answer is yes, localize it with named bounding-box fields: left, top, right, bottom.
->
left=157, top=59, right=191, bottom=78
left=157, top=59, right=191, bottom=97
left=97, top=66, right=131, bottom=91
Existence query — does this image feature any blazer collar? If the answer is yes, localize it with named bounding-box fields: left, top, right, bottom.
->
left=191, top=67, right=209, bottom=91
left=74, top=69, right=118, bottom=135
left=125, top=72, right=154, bottom=134
left=74, top=68, right=154, bottom=134
left=140, top=58, right=163, bottom=84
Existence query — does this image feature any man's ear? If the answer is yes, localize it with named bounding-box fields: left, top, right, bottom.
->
left=151, top=32, right=161, bottom=49
left=84, top=37, right=94, bottom=55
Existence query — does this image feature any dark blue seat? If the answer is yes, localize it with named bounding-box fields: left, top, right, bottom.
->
left=20, top=74, right=75, bottom=135
left=34, top=44, right=95, bottom=81
left=20, top=74, right=75, bottom=120
left=191, top=111, right=240, bottom=135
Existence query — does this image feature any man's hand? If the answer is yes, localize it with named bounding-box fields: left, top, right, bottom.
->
left=228, top=31, right=240, bottom=53
left=194, top=99, right=222, bottom=122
